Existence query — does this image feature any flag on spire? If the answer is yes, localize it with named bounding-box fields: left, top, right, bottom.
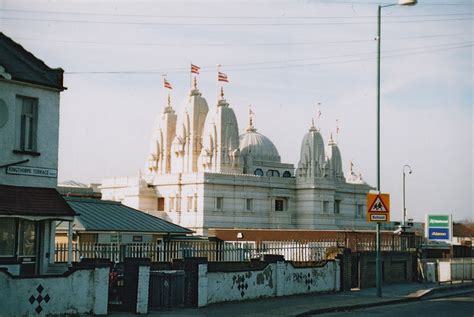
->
left=218, top=72, right=229, bottom=82
left=164, top=78, right=172, bottom=90
left=316, top=101, right=322, bottom=119
left=336, top=119, right=340, bottom=134
left=191, top=63, right=200, bottom=74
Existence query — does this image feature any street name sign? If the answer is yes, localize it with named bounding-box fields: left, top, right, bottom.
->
left=6, top=166, right=57, bottom=178
left=367, top=192, right=390, bottom=223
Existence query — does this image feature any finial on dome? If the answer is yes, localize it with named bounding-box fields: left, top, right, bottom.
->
left=189, top=76, right=202, bottom=98
left=328, top=132, right=336, bottom=145
left=350, top=160, right=354, bottom=174
left=309, top=118, right=317, bottom=132
left=217, top=86, right=229, bottom=107
left=164, top=93, right=173, bottom=112
left=246, top=105, right=257, bottom=132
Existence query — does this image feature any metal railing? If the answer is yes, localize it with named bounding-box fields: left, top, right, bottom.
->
left=420, top=257, right=474, bottom=284
left=55, top=240, right=335, bottom=263
left=55, top=234, right=421, bottom=263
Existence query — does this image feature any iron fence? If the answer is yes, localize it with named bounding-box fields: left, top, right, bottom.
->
left=55, top=234, right=421, bottom=263
left=55, top=240, right=335, bottom=263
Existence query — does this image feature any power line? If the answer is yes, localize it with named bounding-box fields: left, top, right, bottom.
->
left=0, top=8, right=472, bottom=19
left=0, top=16, right=471, bottom=26
left=11, top=32, right=470, bottom=48
left=64, top=42, right=472, bottom=74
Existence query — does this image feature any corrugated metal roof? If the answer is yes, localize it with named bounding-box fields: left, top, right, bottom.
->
left=64, top=197, right=192, bottom=234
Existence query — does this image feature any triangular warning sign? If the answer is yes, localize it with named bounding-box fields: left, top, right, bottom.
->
left=368, top=196, right=388, bottom=213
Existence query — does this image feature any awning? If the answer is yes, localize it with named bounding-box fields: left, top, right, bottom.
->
left=0, top=184, right=75, bottom=220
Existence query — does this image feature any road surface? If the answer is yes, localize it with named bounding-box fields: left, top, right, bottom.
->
left=317, top=292, right=474, bottom=317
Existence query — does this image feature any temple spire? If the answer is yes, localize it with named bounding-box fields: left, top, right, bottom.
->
left=309, top=118, right=317, bottom=132
left=164, top=93, right=173, bottom=113
left=329, top=132, right=335, bottom=145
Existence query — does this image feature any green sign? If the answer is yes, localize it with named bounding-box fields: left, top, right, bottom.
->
left=428, top=215, right=450, bottom=228
left=426, top=214, right=451, bottom=241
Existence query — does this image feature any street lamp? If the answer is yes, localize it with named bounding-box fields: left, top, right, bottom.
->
left=402, top=164, right=413, bottom=227
left=375, top=0, right=417, bottom=298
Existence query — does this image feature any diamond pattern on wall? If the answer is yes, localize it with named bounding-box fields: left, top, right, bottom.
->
left=28, top=284, right=51, bottom=314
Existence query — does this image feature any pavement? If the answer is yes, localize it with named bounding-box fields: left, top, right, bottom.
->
left=111, top=281, right=474, bottom=317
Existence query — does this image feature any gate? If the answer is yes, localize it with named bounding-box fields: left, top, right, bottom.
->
left=148, top=270, right=185, bottom=311
left=351, top=253, right=360, bottom=289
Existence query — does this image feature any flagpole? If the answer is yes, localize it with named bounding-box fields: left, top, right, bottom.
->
left=316, top=101, right=322, bottom=129
left=216, top=64, right=222, bottom=100
left=161, top=73, right=167, bottom=107
left=189, top=62, right=192, bottom=92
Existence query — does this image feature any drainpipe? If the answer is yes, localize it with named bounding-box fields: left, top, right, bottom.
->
left=68, top=221, right=73, bottom=266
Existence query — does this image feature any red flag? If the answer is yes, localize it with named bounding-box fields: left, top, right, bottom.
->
left=163, top=78, right=172, bottom=89
left=218, top=72, right=229, bottom=83
left=191, top=64, right=200, bottom=74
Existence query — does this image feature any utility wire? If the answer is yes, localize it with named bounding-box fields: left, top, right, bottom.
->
left=0, top=16, right=471, bottom=26
left=64, top=42, right=472, bottom=74
left=11, top=32, right=470, bottom=48
left=0, top=8, right=472, bottom=19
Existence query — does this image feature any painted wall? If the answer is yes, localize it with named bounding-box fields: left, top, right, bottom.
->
left=0, top=266, right=109, bottom=315
left=0, top=80, right=60, bottom=188
left=199, top=260, right=340, bottom=306
left=277, top=261, right=339, bottom=296
left=204, top=263, right=276, bottom=304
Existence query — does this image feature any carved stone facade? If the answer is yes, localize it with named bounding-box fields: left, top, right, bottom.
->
left=101, top=80, right=372, bottom=235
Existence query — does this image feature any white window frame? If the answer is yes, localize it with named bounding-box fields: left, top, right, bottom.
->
left=17, top=96, right=38, bottom=152
left=323, top=201, right=330, bottom=213
left=274, top=198, right=286, bottom=211
left=245, top=198, right=253, bottom=212
left=334, top=200, right=341, bottom=214
left=216, top=197, right=224, bottom=210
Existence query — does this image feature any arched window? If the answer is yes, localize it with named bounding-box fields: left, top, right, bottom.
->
left=282, top=171, right=292, bottom=178
left=266, top=170, right=280, bottom=177
left=254, top=168, right=264, bottom=176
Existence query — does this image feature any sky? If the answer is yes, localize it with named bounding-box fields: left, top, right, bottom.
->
left=0, top=0, right=472, bottom=222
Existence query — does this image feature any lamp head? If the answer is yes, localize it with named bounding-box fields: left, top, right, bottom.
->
left=398, top=0, right=417, bottom=5
left=403, top=164, right=413, bottom=175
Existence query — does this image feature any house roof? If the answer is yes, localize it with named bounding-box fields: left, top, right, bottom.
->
left=0, top=185, right=75, bottom=218
left=0, top=32, right=65, bottom=90
left=62, top=197, right=192, bottom=235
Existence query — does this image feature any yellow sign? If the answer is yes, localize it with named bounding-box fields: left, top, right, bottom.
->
left=367, top=193, right=390, bottom=223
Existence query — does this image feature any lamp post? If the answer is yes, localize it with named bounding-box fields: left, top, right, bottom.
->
left=402, top=164, right=413, bottom=227
left=375, top=0, right=417, bottom=298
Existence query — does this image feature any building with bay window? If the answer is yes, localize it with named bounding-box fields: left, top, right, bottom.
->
left=0, top=32, right=75, bottom=276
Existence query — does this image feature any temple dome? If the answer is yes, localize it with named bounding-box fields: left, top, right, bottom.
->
left=296, top=120, right=326, bottom=178
left=239, top=130, right=281, bottom=163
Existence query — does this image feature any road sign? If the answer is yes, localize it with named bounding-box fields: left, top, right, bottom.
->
left=426, top=214, right=452, bottom=241
left=367, top=193, right=390, bottom=223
